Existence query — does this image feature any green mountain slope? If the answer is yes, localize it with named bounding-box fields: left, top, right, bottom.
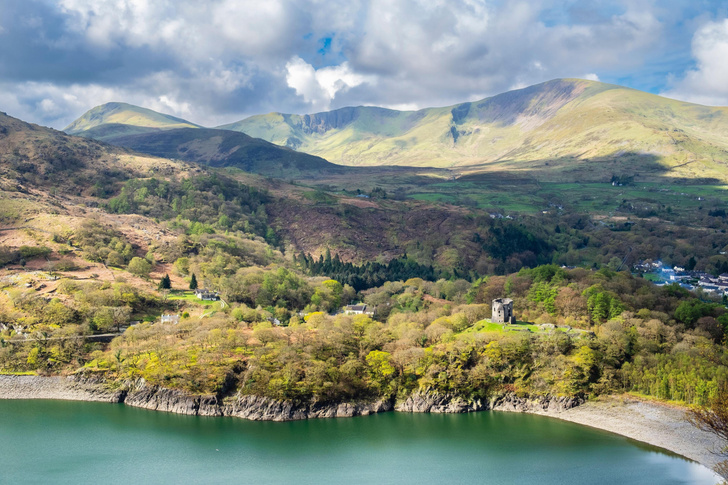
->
left=64, top=102, right=201, bottom=138
left=65, top=103, right=345, bottom=176
left=220, top=79, right=728, bottom=182
left=91, top=126, right=343, bottom=177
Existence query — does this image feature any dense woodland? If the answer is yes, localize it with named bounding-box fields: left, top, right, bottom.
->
left=2, top=241, right=727, bottom=407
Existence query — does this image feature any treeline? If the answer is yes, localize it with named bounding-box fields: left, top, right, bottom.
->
left=106, top=174, right=274, bottom=241
left=3, top=263, right=728, bottom=407
left=295, top=251, right=453, bottom=291
left=72, top=265, right=728, bottom=405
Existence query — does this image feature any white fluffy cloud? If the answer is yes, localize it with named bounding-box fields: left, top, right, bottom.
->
left=662, top=19, right=728, bottom=106
left=0, top=1, right=723, bottom=128
left=285, top=57, right=375, bottom=111
left=334, top=0, right=662, bottom=107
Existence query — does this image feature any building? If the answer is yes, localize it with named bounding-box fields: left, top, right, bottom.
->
left=161, top=314, right=180, bottom=325
left=344, top=304, right=371, bottom=315
left=492, top=298, right=515, bottom=324
left=194, top=289, right=220, bottom=301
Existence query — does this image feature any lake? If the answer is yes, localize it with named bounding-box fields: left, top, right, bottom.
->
left=0, top=400, right=717, bottom=484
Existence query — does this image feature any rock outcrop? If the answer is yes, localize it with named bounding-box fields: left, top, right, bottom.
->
left=225, top=394, right=393, bottom=421
left=489, top=393, right=584, bottom=413
left=0, top=375, right=582, bottom=421
left=102, top=378, right=392, bottom=421
left=395, top=391, right=583, bottom=414
left=395, top=391, right=486, bottom=413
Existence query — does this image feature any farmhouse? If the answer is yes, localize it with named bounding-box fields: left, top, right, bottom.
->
left=194, top=289, right=220, bottom=301
left=161, top=313, right=180, bottom=325
left=344, top=304, right=372, bottom=315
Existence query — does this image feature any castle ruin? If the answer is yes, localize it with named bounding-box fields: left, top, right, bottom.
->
left=492, top=298, right=515, bottom=324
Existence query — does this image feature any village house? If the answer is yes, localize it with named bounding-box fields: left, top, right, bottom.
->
left=161, top=313, right=180, bottom=325
left=344, top=304, right=373, bottom=316
left=194, top=289, right=220, bottom=301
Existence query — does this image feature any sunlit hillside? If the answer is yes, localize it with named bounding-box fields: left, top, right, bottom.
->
left=221, top=79, right=728, bottom=182
left=64, top=102, right=201, bottom=140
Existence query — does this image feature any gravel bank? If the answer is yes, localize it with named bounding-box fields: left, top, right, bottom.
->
left=525, top=394, right=724, bottom=471
left=0, top=375, right=121, bottom=402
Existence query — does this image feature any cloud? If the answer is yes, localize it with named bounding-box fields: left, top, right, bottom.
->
left=661, top=18, right=728, bottom=106
left=329, top=0, right=664, bottom=108
left=0, top=1, right=726, bottom=128
left=285, top=56, right=375, bottom=111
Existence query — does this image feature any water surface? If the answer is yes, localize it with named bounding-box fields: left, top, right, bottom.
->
left=0, top=400, right=717, bottom=484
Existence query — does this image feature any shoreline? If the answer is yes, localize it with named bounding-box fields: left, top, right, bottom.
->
left=0, top=375, right=722, bottom=473
left=520, top=394, right=724, bottom=472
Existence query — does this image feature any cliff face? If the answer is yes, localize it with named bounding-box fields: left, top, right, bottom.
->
left=0, top=375, right=582, bottom=421
left=395, top=391, right=584, bottom=414
left=119, top=379, right=394, bottom=421
left=395, top=391, right=486, bottom=413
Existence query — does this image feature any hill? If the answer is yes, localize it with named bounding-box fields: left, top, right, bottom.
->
left=64, top=102, right=201, bottom=138
left=87, top=126, right=344, bottom=177
left=221, top=79, right=728, bottom=182
left=65, top=107, right=345, bottom=177
left=0, top=109, right=192, bottom=197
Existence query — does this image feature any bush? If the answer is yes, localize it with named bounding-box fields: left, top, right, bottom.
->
left=19, top=246, right=51, bottom=259
left=127, top=257, right=152, bottom=277
left=48, top=258, right=79, bottom=271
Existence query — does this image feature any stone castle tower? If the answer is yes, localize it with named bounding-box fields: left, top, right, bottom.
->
left=492, top=298, right=515, bottom=324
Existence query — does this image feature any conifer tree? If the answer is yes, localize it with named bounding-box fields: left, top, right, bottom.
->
left=189, top=273, right=198, bottom=290
left=158, top=274, right=171, bottom=290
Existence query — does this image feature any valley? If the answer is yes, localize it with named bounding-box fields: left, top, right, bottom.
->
left=0, top=81, right=726, bottom=474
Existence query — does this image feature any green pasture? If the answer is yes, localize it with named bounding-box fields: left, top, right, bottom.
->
left=466, top=319, right=568, bottom=335
left=167, top=291, right=219, bottom=307
left=408, top=180, right=728, bottom=215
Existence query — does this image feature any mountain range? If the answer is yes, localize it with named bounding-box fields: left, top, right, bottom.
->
left=65, top=103, right=342, bottom=178
left=65, top=79, right=728, bottom=183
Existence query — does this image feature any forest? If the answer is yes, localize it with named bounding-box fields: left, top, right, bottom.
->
left=2, top=250, right=726, bottom=408
left=1, top=161, right=727, bottom=411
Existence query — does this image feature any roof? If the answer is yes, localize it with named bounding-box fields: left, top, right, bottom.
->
left=346, top=304, right=367, bottom=311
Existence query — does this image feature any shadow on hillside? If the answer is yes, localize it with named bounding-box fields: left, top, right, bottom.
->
left=296, top=152, right=725, bottom=193
left=460, top=152, right=724, bottom=185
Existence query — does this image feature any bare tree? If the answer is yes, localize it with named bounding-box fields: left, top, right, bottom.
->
left=688, top=386, right=728, bottom=480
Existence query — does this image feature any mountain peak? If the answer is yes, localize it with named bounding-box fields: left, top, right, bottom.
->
left=64, top=102, right=200, bottom=135
left=213, top=78, right=728, bottom=178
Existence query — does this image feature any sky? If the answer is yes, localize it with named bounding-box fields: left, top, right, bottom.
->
left=1, top=0, right=728, bottom=129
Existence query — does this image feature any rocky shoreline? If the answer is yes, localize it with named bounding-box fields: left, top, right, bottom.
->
left=394, top=390, right=583, bottom=414
left=528, top=394, right=724, bottom=473
left=0, top=375, right=395, bottom=420
left=0, top=375, right=582, bottom=420
left=0, top=375, right=722, bottom=473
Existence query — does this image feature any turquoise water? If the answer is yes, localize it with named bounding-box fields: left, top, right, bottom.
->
left=0, top=400, right=717, bottom=484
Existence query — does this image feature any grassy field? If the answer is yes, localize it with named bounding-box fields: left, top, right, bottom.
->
left=293, top=159, right=728, bottom=218
left=399, top=180, right=728, bottom=215
left=467, top=319, right=569, bottom=335
left=167, top=291, right=220, bottom=307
